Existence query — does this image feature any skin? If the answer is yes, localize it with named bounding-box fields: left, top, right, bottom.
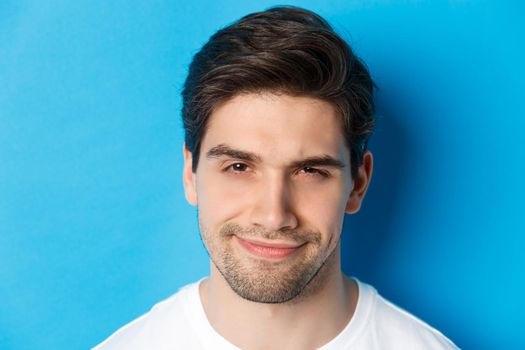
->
left=183, top=92, right=373, bottom=350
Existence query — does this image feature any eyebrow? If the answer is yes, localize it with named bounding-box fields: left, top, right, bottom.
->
left=289, top=156, right=346, bottom=170
left=206, top=144, right=346, bottom=169
left=206, top=144, right=262, bottom=163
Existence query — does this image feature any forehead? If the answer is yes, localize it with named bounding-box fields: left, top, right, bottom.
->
left=201, top=93, right=349, bottom=164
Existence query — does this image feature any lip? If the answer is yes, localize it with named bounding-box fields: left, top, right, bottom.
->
left=234, top=235, right=304, bottom=260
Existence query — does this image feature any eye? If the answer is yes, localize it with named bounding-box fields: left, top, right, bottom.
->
left=299, top=167, right=329, bottom=178
left=226, top=162, right=249, bottom=173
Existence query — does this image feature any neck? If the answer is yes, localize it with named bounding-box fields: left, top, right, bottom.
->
left=199, top=245, right=358, bottom=350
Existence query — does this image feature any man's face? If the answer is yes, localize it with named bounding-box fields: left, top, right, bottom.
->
left=183, top=93, right=364, bottom=303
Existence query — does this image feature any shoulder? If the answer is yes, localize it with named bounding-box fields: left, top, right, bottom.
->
left=92, top=281, right=201, bottom=350
left=359, top=281, right=459, bottom=350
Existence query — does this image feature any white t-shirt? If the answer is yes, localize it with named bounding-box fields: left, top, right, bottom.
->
left=93, top=279, right=458, bottom=350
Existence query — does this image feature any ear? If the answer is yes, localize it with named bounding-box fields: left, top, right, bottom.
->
left=345, top=151, right=373, bottom=214
left=182, top=144, right=198, bottom=206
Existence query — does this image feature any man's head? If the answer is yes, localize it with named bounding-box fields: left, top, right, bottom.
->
left=182, top=6, right=374, bottom=180
left=181, top=7, right=374, bottom=304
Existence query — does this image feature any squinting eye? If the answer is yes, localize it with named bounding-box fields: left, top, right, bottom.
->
left=303, top=167, right=317, bottom=173
left=300, top=167, right=329, bottom=177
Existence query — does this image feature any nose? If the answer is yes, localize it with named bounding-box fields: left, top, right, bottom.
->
left=249, top=172, right=298, bottom=232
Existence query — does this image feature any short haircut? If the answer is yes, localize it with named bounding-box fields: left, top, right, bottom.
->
left=182, top=6, right=375, bottom=179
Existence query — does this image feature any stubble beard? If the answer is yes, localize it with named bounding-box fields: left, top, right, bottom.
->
left=200, top=221, right=338, bottom=304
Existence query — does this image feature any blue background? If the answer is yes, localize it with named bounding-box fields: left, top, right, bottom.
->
left=1, top=1, right=524, bottom=349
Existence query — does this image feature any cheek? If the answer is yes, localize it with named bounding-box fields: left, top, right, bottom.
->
left=196, top=172, right=250, bottom=226
left=296, top=183, right=348, bottom=242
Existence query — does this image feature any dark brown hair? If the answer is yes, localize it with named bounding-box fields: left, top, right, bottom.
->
left=182, top=6, right=374, bottom=179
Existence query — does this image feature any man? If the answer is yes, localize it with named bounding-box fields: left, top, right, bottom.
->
left=95, top=6, right=458, bottom=350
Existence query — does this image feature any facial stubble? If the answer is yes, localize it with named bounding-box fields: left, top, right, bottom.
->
left=200, top=221, right=339, bottom=304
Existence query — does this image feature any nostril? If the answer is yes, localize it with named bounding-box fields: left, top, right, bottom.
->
left=249, top=203, right=298, bottom=232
